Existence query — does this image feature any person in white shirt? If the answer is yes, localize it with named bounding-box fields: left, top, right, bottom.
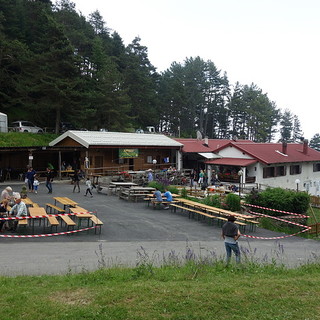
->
left=9, top=193, right=28, bottom=232
left=84, top=178, right=93, bottom=197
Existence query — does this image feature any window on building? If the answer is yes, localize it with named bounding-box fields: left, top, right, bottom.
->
left=313, top=163, right=320, bottom=172
left=290, top=165, right=301, bottom=175
left=147, top=156, right=153, bottom=164
left=263, top=166, right=286, bottom=178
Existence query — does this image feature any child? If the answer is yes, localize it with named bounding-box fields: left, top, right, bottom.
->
left=84, top=178, right=93, bottom=197
left=33, top=175, right=40, bottom=194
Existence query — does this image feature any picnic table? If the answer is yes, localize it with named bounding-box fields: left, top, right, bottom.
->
left=53, top=197, right=78, bottom=210
left=28, top=207, right=59, bottom=233
left=172, top=198, right=259, bottom=231
left=108, top=182, right=138, bottom=195
left=119, top=186, right=156, bottom=202
left=69, top=206, right=93, bottom=227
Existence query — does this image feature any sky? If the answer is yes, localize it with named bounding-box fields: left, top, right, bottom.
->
left=68, top=0, right=320, bottom=140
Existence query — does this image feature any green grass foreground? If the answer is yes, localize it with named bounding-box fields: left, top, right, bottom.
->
left=2, top=263, right=320, bottom=320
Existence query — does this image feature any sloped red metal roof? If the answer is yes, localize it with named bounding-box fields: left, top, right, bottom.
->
left=228, top=143, right=320, bottom=164
left=174, top=138, right=252, bottom=153
left=204, top=158, right=258, bottom=166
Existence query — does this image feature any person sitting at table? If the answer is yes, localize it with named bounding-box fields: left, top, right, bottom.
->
left=9, top=193, right=28, bottom=232
left=0, top=199, right=9, bottom=232
left=153, top=188, right=163, bottom=208
left=163, top=188, right=172, bottom=210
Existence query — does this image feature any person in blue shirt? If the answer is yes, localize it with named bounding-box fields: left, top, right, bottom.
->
left=163, top=188, right=172, bottom=209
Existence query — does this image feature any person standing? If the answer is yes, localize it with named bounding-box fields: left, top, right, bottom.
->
left=73, top=170, right=81, bottom=193
left=198, top=169, right=204, bottom=188
left=84, top=178, right=93, bottom=197
left=26, top=167, right=36, bottom=192
left=147, top=169, right=153, bottom=182
left=221, top=215, right=241, bottom=264
left=33, top=175, right=40, bottom=194
left=45, top=167, right=54, bottom=194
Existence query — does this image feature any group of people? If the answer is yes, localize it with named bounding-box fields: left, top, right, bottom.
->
left=0, top=186, right=28, bottom=232
left=24, top=167, right=54, bottom=194
left=152, top=187, right=173, bottom=210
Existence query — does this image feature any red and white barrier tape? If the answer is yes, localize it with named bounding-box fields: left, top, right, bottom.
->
left=247, top=210, right=308, bottom=229
left=0, top=226, right=98, bottom=238
left=241, top=209, right=311, bottom=240
left=243, top=203, right=309, bottom=218
left=0, top=211, right=94, bottom=220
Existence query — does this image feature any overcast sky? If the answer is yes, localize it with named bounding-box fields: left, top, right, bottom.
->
left=68, top=0, right=320, bottom=140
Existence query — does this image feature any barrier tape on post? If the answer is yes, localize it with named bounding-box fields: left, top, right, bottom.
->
left=0, top=226, right=97, bottom=238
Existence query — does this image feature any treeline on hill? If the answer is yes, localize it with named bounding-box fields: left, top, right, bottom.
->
left=0, top=0, right=312, bottom=142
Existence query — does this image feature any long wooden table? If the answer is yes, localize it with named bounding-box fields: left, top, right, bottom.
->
left=69, top=206, right=93, bottom=226
left=28, top=207, right=59, bottom=233
left=173, top=198, right=259, bottom=231
left=53, top=197, right=78, bottom=209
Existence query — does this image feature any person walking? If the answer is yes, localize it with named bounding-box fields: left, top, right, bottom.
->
left=33, top=175, right=40, bottom=194
left=84, top=178, right=93, bottom=197
left=25, top=167, right=36, bottom=192
left=45, top=168, right=54, bottom=194
left=73, top=170, right=81, bottom=193
left=221, top=215, right=241, bottom=264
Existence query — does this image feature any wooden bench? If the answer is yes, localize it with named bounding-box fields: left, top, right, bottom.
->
left=32, top=203, right=40, bottom=208
left=46, top=203, right=65, bottom=214
left=46, top=215, right=59, bottom=231
left=59, top=215, right=76, bottom=231
left=90, top=215, right=103, bottom=234
left=18, top=218, right=28, bottom=231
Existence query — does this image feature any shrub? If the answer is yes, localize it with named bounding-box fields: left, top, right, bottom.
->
left=147, top=181, right=165, bottom=192
left=167, top=186, right=180, bottom=195
left=181, top=188, right=188, bottom=198
left=225, top=193, right=241, bottom=212
left=202, top=195, right=221, bottom=208
left=246, top=187, right=310, bottom=215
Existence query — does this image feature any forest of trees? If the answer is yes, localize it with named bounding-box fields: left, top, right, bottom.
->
left=1, top=0, right=319, bottom=145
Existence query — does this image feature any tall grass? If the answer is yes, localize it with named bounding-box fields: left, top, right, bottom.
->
left=2, top=244, right=320, bottom=320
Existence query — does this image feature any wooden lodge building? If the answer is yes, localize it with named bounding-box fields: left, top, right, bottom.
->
left=48, top=131, right=183, bottom=175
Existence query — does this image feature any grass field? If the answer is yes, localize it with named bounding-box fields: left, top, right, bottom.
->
left=1, top=261, right=320, bottom=320
left=0, top=132, right=58, bottom=147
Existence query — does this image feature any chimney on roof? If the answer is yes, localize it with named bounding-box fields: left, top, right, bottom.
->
left=203, top=136, right=209, bottom=147
left=303, top=139, right=309, bottom=154
left=282, top=141, right=287, bottom=154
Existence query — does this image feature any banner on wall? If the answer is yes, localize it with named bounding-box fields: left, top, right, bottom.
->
left=119, top=148, right=139, bottom=158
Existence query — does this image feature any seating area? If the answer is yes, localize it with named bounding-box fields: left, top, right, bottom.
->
left=143, top=193, right=258, bottom=233
left=8, top=196, right=104, bottom=235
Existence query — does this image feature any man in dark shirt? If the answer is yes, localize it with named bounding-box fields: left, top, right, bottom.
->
left=45, top=167, right=54, bottom=194
left=221, top=215, right=241, bottom=264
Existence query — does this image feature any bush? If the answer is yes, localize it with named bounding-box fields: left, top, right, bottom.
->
left=147, top=181, right=165, bottom=192
left=224, top=193, right=241, bottom=212
left=246, top=187, right=310, bottom=215
left=202, top=195, right=221, bottom=208
left=167, top=186, right=180, bottom=195
left=181, top=188, right=188, bottom=198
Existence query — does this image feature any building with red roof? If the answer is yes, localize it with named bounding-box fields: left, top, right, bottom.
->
left=175, top=138, right=320, bottom=195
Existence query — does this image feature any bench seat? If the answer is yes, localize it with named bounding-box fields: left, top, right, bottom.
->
left=90, top=215, right=103, bottom=234
left=46, top=203, right=65, bottom=214
left=59, top=215, right=76, bottom=230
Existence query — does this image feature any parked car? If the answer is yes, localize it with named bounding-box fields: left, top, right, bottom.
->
left=10, top=121, right=43, bottom=133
